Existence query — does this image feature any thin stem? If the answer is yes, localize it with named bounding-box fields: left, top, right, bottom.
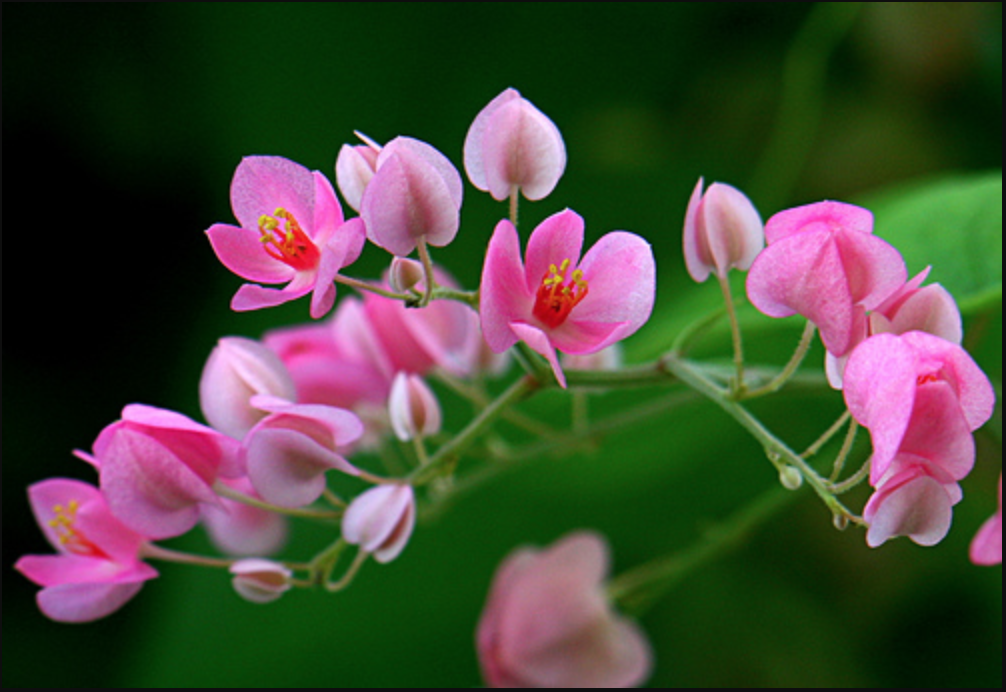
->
left=325, top=549, right=370, bottom=593
left=411, top=376, right=540, bottom=486
left=664, top=354, right=863, bottom=527
left=718, top=275, right=746, bottom=392
left=434, top=369, right=560, bottom=439
left=829, top=419, right=861, bottom=484
left=509, top=186, right=520, bottom=228
left=333, top=274, right=412, bottom=301
left=141, top=544, right=237, bottom=570
left=513, top=341, right=554, bottom=384
left=214, top=483, right=343, bottom=522
left=609, top=487, right=794, bottom=617
left=802, top=411, right=853, bottom=459
left=740, top=322, right=817, bottom=400
left=412, top=435, right=432, bottom=468
left=430, top=286, right=480, bottom=310
left=416, top=239, right=436, bottom=308
left=672, top=305, right=729, bottom=357
left=829, top=458, right=871, bottom=495
left=323, top=489, right=348, bottom=510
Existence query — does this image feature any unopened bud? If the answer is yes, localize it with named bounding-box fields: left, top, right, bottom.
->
left=833, top=514, right=850, bottom=532
left=388, top=373, right=442, bottom=443
left=230, top=559, right=293, bottom=604
left=390, top=257, right=426, bottom=294
left=342, top=484, right=417, bottom=564
left=779, top=466, right=804, bottom=491
left=683, top=178, right=765, bottom=283
left=335, top=133, right=382, bottom=212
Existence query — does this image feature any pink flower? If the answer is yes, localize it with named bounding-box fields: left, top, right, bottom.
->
left=388, top=373, right=442, bottom=442
left=683, top=178, right=764, bottom=283
left=480, top=210, right=656, bottom=388
left=342, top=484, right=416, bottom=564
left=971, top=477, right=1002, bottom=566
left=200, top=337, right=298, bottom=440
left=826, top=268, right=963, bottom=388
left=201, top=476, right=289, bottom=558
left=243, top=396, right=365, bottom=509
left=863, top=456, right=963, bottom=548
left=15, top=479, right=158, bottom=624
left=230, top=559, right=294, bottom=605
left=746, top=201, right=907, bottom=357
left=78, top=406, right=241, bottom=540
left=464, top=88, right=567, bottom=202
left=335, top=132, right=382, bottom=213
left=843, top=332, right=996, bottom=486
left=207, top=156, right=367, bottom=319
left=477, top=532, right=653, bottom=689
left=361, top=137, right=464, bottom=257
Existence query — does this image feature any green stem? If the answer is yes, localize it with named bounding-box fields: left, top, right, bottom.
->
left=333, top=274, right=412, bottom=301
left=141, top=544, right=237, bottom=570
left=740, top=322, right=817, bottom=400
left=802, top=411, right=853, bottom=459
left=416, top=239, right=436, bottom=308
left=214, top=483, right=343, bottom=523
left=718, top=275, right=746, bottom=393
left=509, top=186, right=520, bottom=228
left=410, top=376, right=540, bottom=486
left=664, top=354, right=863, bottom=526
left=434, top=370, right=561, bottom=439
left=609, top=487, right=794, bottom=617
left=325, top=549, right=370, bottom=593
left=829, top=419, right=861, bottom=484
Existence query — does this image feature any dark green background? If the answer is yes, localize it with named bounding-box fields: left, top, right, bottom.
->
left=5, top=3, right=1001, bottom=688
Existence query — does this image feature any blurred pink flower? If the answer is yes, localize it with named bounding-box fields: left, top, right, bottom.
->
left=361, top=137, right=464, bottom=256
left=200, top=336, right=298, bottom=440
left=342, top=484, right=416, bottom=564
left=243, top=396, right=365, bottom=509
left=683, top=178, right=764, bottom=283
left=207, top=156, right=366, bottom=319
left=230, top=559, right=294, bottom=605
left=746, top=201, right=907, bottom=357
left=78, top=406, right=241, bottom=540
left=971, top=477, right=1002, bottom=566
left=464, top=88, right=567, bottom=202
left=480, top=210, right=656, bottom=388
left=388, top=373, right=442, bottom=442
left=201, top=476, right=289, bottom=558
left=15, top=479, right=158, bottom=624
left=477, top=532, right=653, bottom=689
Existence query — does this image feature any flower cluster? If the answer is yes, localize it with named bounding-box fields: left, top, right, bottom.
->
left=16, top=86, right=998, bottom=690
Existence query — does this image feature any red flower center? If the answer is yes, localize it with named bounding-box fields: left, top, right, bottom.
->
left=259, top=208, right=320, bottom=272
left=49, top=501, right=108, bottom=559
left=532, top=259, right=589, bottom=330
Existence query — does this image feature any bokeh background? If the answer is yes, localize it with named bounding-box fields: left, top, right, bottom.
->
left=4, top=3, right=1001, bottom=688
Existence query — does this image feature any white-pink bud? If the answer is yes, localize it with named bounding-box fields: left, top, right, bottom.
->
left=683, top=178, right=765, bottom=283
left=335, top=132, right=382, bottom=213
left=230, top=559, right=294, bottom=604
left=388, top=373, right=442, bottom=443
left=464, top=88, right=567, bottom=202
left=342, top=485, right=416, bottom=564
left=389, top=257, right=426, bottom=294
left=199, top=337, right=297, bottom=440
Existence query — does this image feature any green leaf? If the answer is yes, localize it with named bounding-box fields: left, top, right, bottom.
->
left=863, top=172, right=1003, bottom=314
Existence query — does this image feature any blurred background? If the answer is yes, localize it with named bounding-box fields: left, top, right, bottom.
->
left=4, top=3, right=1001, bottom=687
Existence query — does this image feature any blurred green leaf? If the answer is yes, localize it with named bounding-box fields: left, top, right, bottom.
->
left=865, top=172, right=1003, bottom=314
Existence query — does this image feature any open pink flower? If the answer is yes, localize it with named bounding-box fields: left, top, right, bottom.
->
left=243, top=396, right=365, bottom=509
left=843, top=332, right=996, bottom=486
left=747, top=201, right=907, bottom=357
left=78, top=406, right=241, bottom=540
left=971, top=476, right=1002, bottom=566
left=361, top=137, right=464, bottom=257
left=15, top=479, right=158, bottom=624
left=480, top=210, right=656, bottom=388
left=477, top=532, right=653, bottom=689
left=207, top=156, right=366, bottom=319
left=464, top=88, right=567, bottom=202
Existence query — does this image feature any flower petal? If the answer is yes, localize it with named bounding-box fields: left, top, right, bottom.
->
left=572, top=231, right=656, bottom=335
left=245, top=428, right=354, bottom=509
left=37, top=580, right=149, bottom=624
left=865, top=474, right=955, bottom=548
left=480, top=220, right=534, bottom=353
left=206, top=223, right=296, bottom=284
left=525, top=209, right=585, bottom=297
left=510, top=322, right=567, bottom=389
left=231, top=156, right=315, bottom=233
left=465, top=88, right=522, bottom=193
left=231, top=275, right=314, bottom=313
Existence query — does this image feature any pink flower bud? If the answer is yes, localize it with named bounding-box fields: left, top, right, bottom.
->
left=389, top=257, right=426, bottom=294
left=200, top=337, right=298, bottom=440
left=863, top=460, right=962, bottom=548
left=465, top=88, right=567, bottom=202
left=335, top=132, right=382, bottom=213
left=230, top=559, right=294, bottom=604
left=971, top=476, right=1002, bottom=566
left=361, top=137, right=464, bottom=257
left=388, top=373, right=442, bottom=442
left=342, top=484, right=416, bottom=564
left=477, top=532, right=653, bottom=689
left=683, top=178, right=765, bottom=282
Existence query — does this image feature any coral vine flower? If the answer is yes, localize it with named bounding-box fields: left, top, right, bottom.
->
left=79, top=406, right=242, bottom=541
left=201, top=476, right=289, bottom=558
left=971, top=477, right=1002, bottom=566
left=15, top=479, right=158, bottom=624
left=843, top=332, right=996, bottom=486
left=207, top=156, right=367, bottom=319
left=480, top=210, right=656, bottom=388
left=464, top=88, right=567, bottom=202
left=683, top=178, right=765, bottom=283
left=477, top=532, right=653, bottom=689
left=746, top=201, right=907, bottom=357
left=243, top=396, right=365, bottom=509
left=342, top=484, right=417, bottom=564
left=361, top=137, right=464, bottom=257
